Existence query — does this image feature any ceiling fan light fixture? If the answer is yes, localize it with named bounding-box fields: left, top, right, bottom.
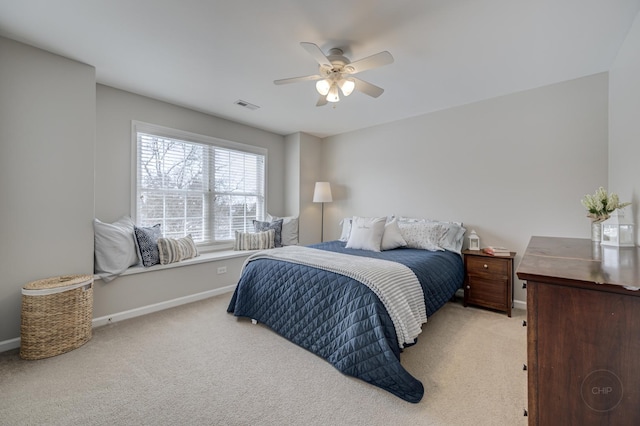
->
left=338, top=78, right=355, bottom=96
left=316, top=79, right=331, bottom=96
left=326, top=84, right=340, bottom=102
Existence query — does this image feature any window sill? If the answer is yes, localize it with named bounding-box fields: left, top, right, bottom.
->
left=94, top=249, right=260, bottom=281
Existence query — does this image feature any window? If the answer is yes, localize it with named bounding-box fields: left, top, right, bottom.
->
left=133, top=122, right=266, bottom=246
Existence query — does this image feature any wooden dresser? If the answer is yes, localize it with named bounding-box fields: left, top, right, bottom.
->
left=517, top=236, right=640, bottom=425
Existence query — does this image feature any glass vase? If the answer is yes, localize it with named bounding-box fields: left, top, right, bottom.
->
left=591, top=221, right=602, bottom=243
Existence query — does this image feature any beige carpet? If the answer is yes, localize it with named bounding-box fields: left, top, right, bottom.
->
left=0, top=294, right=527, bottom=425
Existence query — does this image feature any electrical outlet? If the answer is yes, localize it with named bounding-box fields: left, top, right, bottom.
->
left=217, top=266, right=227, bottom=274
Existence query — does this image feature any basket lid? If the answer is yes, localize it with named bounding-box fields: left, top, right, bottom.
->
left=23, top=274, right=93, bottom=291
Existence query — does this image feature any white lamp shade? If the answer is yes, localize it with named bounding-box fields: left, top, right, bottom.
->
left=316, top=79, right=331, bottom=96
left=326, top=84, right=340, bottom=102
left=313, top=182, right=333, bottom=203
left=338, top=78, right=355, bottom=96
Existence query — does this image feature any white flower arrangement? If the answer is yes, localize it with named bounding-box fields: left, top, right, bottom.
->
left=581, top=187, right=630, bottom=223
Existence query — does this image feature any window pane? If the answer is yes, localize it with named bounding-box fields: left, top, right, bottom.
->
left=165, top=193, right=185, bottom=218
left=136, top=126, right=265, bottom=243
left=164, top=219, right=186, bottom=238
left=138, top=192, right=164, bottom=225
left=186, top=194, right=203, bottom=217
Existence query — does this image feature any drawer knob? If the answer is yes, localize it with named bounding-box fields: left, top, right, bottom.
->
left=524, top=409, right=528, bottom=417
left=522, top=320, right=527, bottom=327
left=523, top=364, right=527, bottom=371
left=483, top=264, right=488, bottom=269
left=466, top=285, right=470, bottom=289
left=522, top=283, right=527, bottom=289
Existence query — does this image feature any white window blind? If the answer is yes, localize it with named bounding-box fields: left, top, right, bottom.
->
left=134, top=123, right=266, bottom=245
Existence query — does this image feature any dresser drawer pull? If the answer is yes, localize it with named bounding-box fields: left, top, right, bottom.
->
left=483, top=264, right=488, bottom=269
left=522, top=282, right=527, bottom=289
left=466, top=285, right=470, bottom=289
left=523, top=409, right=528, bottom=417
left=523, top=364, right=527, bottom=371
left=522, top=320, right=527, bottom=327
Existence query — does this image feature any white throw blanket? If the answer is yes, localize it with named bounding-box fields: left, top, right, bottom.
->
left=244, top=246, right=427, bottom=348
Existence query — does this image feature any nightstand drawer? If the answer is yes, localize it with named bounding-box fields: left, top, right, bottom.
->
left=466, top=276, right=508, bottom=308
left=466, top=256, right=508, bottom=277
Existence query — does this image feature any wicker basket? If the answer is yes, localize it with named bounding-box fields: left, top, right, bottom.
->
left=20, top=274, right=94, bottom=360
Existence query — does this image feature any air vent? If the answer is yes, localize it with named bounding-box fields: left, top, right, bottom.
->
left=234, top=100, right=260, bottom=110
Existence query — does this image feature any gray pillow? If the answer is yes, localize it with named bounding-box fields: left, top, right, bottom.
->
left=253, top=219, right=283, bottom=247
left=93, top=216, right=139, bottom=282
left=134, top=224, right=162, bottom=267
left=266, top=214, right=299, bottom=246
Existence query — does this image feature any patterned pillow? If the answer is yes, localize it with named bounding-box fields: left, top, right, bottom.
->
left=234, top=229, right=275, bottom=250
left=397, top=221, right=446, bottom=251
left=134, top=224, right=162, bottom=267
left=398, top=217, right=466, bottom=253
left=157, top=234, right=199, bottom=265
left=253, top=219, right=283, bottom=247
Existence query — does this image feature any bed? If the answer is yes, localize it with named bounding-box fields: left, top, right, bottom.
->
left=227, top=221, right=464, bottom=403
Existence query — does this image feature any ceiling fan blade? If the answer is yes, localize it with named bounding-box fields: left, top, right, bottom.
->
left=316, top=95, right=328, bottom=107
left=274, top=74, right=323, bottom=85
left=353, top=77, right=385, bottom=98
left=345, top=51, right=394, bottom=74
left=300, top=42, right=331, bottom=68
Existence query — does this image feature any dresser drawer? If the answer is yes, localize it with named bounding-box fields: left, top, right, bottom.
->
left=466, top=255, right=508, bottom=277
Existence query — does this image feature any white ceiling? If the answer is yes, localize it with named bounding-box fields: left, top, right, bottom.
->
left=1, top=0, right=639, bottom=138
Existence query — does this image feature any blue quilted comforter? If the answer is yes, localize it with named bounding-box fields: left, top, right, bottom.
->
left=227, top=241, right=463, bottom=403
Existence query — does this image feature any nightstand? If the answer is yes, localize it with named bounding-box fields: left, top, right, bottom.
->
left=462, top=249, right=516, bottom=317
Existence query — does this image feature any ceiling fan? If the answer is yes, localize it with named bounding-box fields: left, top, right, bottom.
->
left=274, top=42, right=394, bottom=106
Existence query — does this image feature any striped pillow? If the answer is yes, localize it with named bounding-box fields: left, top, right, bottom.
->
left=157, top=234, right=199, bottom=265
left=234, top=229, right=275, bottom=250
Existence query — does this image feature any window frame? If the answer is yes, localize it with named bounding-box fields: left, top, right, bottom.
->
left=131, top=121, right=268, bottom=250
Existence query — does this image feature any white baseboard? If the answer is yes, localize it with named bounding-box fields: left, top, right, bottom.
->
left=0, top=285, right=236, bottom=354
left=0, top=337, right=21, bottom=353
left=513, top=299, right=526, bottom=311
left=91, top=285, right=236, bottom=327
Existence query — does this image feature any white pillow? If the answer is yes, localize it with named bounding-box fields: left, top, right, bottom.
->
left=339, top=217, right=352, bottom=242
left=345, top=216, right=387, bottom=252
left=266, top=213, right=299, bottom=246
left=381, top=217, right=407, bottom=250
left=438, top=223, right=466, bottom=254
left=94, top=216, right=139, bottom=282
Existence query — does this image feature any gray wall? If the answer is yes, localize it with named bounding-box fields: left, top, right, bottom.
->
left=609, top=11, right=640, bottom=243
left=0, top=37, right=96, bottom=342
left=94, top=85, right=286, bottom=317
left=322, top=73, right=609, bottom=305
left=283, top=132, right=324, bottom=245
left=96, top=84, right=286, bottom=222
